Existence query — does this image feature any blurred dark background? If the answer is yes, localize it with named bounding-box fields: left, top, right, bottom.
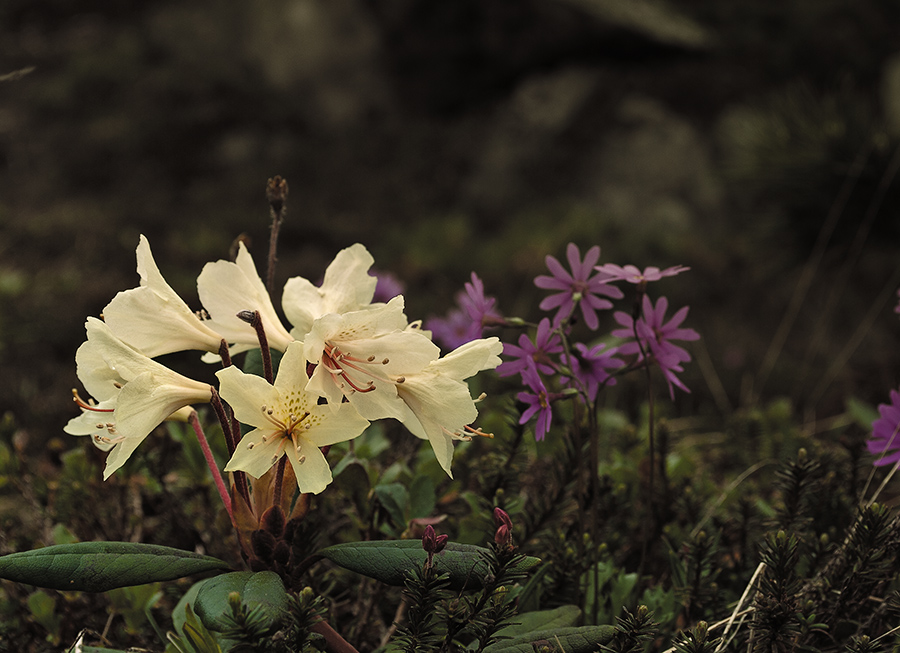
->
left=2, top=0, right=900, bottom=445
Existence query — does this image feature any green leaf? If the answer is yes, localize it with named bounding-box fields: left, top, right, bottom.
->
left=0, top=542, right=231, bottom=592
left=483, top=625, right=616, bottom=652
left=180, top=604, right=224, bottom=653
left=193, top=571, right=289, bottom=632
left=846, top=397, right=879, bottom=430
left=317, top=540, right=541, bottom=591
left=494, top=605, right=582, bottom=639
left=408, top=474, right=436, bottom=520
left=243, top=348, right=283, bottom=378
left=374, top=482, right=409, bottom=531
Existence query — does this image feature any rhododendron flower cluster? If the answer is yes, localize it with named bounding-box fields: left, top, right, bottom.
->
left=67, top=236, right=501, bottom=494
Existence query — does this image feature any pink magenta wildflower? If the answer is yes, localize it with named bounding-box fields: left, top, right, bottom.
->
left=535, top=243, right=623, bottom=330
left=868, top=389, right=900, bottom=466
left=427, top=272, right=502, bottom=351
left=460, top=272, right=502, bottom=328
left=612, top=295, right=699, bottom=398
left=497, top=317, right=562, bottom=378
left=595, top=263, right=690, bottom=284
left=517, top=361, right=553, bottom=441
left=561, top=342, right=623, bottom=402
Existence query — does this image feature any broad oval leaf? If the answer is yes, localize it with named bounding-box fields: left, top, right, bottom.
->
left=317, top=540, right=540, bottom=590
left=494, top=605, right=582, bottom=640
left=483, top=625, right=616, bottom=652
left=194, top=571, right=289, bottom=631
left=0, top=542, right=231, bottom=592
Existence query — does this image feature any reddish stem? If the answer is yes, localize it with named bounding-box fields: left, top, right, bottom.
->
left=188, top=409, right=234, bottom=524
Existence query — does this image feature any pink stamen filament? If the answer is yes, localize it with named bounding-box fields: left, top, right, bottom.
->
left=322, top=342, right=387, bottom=393
left=72, top=389, right=114, bottom=412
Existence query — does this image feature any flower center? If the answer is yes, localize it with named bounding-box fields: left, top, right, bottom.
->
left=321, top=341, right=390, bottom=394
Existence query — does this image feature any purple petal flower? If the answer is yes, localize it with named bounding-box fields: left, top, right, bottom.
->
left=595, top=263, right=690, bottom=284
left=561, top=342, right=623, bottom=402
left=517, top=362, right=553, bottom=441
left=868, top=389, right=900, bottom=466
left=534, top=243, right=623, bottom=330
left=460, top=272, right=502, bottom=328
left=497, top=317, right=562, bottom=378
left=427, top=273, right=502, bottom=351
left=371, top=270, right=405, bottom=303
left=612, top=295, right=699, bottom=398
left=426, top=309, right=481, bottom=351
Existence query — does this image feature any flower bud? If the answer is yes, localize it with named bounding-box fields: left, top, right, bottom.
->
left=261, top=505, right=286, bottom=538
left=493, top=507, right=512, bottom=530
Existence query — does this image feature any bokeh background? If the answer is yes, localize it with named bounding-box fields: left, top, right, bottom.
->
left=3, top=0, right=900, bottom=448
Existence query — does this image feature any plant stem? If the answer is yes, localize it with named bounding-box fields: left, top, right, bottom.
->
left=265, top=176, right=288, bottom=296
left=188, top=409, right=233, bottom=524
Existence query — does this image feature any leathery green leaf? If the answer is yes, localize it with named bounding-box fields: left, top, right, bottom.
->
left=0, top=542, right=231, bottom=592
left=193, top=571, right=289, bottom=631
left=317, top=540, right=540, bottom=590
left=483, top=625, right=616, bottom=652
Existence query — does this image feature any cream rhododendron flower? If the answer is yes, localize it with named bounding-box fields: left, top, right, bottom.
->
left=64, top=318, right=212, bottom=479
left=197, top=242, right=294, bottom=354
left=394, top=337, right=503, bottom=476
left=302, top=296, right=441, bottom=421
left=103, top=235, right=225, bottom=357
left=282, top=243, right=379, bottom=340
left=218, top=342, right=370, bottom=494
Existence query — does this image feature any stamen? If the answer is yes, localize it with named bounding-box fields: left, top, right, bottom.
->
left=395, top=376, right=406, bottom=384
left=298, top=455, right=306, bottom=464
left=247, top=442, right=255, bottom=450
left=381, top=358, right=389, bottom=365
left=465, top=425, right=494, bottom=439
left=72, top=389, right=114, bottom=413
left=367, top=355, right=376, bottom=362
left=474, top=392, right=487, bottom=403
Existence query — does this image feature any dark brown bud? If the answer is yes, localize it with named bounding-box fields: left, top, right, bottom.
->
left=266, top=176, right=289, bottom=214
left=261, top=505, right=286, bottom=538
left=251, top=529, right=277, bottom=563
left=273, top=540, right=291, bottom=566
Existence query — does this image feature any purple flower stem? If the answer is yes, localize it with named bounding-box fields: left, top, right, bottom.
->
left=210, top=387, right=251, bottom=507
left=237, top=309, right=274, bottom=384
left=188, top=409, right=234, bottom=525
left=273, top=456, right=287, bottom=512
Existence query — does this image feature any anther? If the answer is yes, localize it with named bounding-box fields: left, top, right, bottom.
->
left=298, top=455, right=306, bottom=464
left=247, top=442, right=255, bottom=450
left=381, top=358, right=389, bottom=365
left=367, top=355, right=376, bottom=362
left=395, top=376, right=406, bottom=383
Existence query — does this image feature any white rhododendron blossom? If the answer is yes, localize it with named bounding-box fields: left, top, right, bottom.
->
left=302, top=296, right=442, bottom=420
left=64, top=317, right=212, bottom=479
left=218, top=343, right=370, bottom=494
left=197, top=242, right=294, bottom=354
left=394, top=337, right=503, bottom=476
left=66, top=237, right=503, bottom=489
left=103, top=235, right=224, bottom=357
left=282, top=243, right=379, bottom=340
